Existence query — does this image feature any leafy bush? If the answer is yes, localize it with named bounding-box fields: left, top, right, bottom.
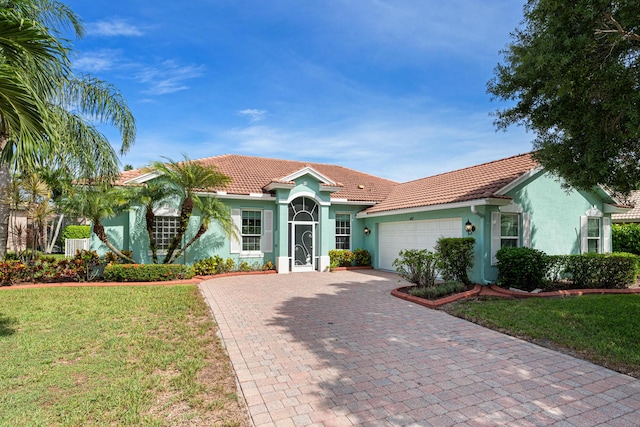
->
left=352, top=248, right=372, bottom=266
left=262, top=261, right=275, bottom=271
left=329, top=249, right=353, bottom=268
left=61, top=225, right=91, bottom=242
left=408, top=281, right=466, bottom=300
left=497, top=248, right=639, bottom=290
left=563, top=253, right=639, bottom=289
left=193, top=255, right=223, bottom=275
left=496, top=247, right=550, bottom=291
left=612, top=223, right=640, bottom=255
left=0, top=260, right=26, bottom=285
left=104, top=264, right=195, bottom=282
left=435, top=237, right=475, bottom=285
left=393, top=249, right=438, bottom=287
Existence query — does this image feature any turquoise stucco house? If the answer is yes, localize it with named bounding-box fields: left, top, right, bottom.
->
left=95, top=152, right=628, bottom=283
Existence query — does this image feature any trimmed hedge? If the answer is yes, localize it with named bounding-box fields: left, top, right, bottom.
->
left=352, top=248, right=372, bottom=266
left=612, top=223, right=640, bottom=255
left=61, top=225, right=91, bottom=242
left=496, top=247, right=639, bottom=290
left=496, top=247, right=549, bottom=292
left=104, top=264, right=195, bottom=282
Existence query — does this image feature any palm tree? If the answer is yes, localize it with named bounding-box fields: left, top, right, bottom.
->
left=129, top=181, right=178, bottom=264
left=168, top=195, right=237, bottom=264
left=0, top=1, right=136, bottom=258
left=58, top=185, right=135, bottom=263
left=149, top=156, right=231, bottom=264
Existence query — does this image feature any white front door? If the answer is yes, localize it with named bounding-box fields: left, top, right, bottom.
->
left=291, top=222, right=315, bottom=272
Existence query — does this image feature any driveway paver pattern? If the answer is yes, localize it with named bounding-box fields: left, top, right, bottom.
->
left=199, top=270, right=640, bottom=426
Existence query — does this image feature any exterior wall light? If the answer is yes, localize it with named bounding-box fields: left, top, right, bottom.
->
left=364, top=227, right=371, bottom=236
left=465, top=219, right=476, bottom=235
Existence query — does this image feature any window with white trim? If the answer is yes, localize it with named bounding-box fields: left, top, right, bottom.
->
left=241, top=210, right=262, bottom=252
left=586, top=218, right=600, bottom=253
left=500, top=213, right=519, bottom=248
left=335, top=213, right=351, bottom=250
left=154, top=216, right=180, bottom=250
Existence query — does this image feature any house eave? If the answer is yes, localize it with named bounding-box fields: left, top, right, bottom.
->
left=264, top=182, right=295, bottom=192
left=197, top=191, right=276, bottom=201
left=356, top=197, right=513, bottom=219
left=604, top=203, right=631, bottom=214
left=124, top=171, right=160, bottom=184
left=495, top=166, right=544, bottom=196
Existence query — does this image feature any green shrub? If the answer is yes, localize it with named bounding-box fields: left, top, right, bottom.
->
left=0, top=260, right=26, bottom=285
left=393, top=249, right=439, bottom=287
left=612, top=223, right=640, bottom=255
left=61, top=225, right=91, bottom=242
left=262, top=261, right=275, bottom=271
left=564, top=252, right=639, bottom=289
left=329, top=249, right=353, bottom=268
left=435, top=237, right=475, bottom=285
left=408, top=281, right=466, bottom=300
left=193, top=255, right=224, bottom=275
left=104, top=264, right=195, bottom=282
left=352, top=248, right=372, bottom=266
left=496, top=247, right=549, bottom=291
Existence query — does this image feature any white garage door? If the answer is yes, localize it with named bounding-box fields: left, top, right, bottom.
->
left=378, top=218, right=462, bottom=271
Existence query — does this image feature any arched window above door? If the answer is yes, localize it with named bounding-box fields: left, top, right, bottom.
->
left=289, top=197, right=318, bottom=222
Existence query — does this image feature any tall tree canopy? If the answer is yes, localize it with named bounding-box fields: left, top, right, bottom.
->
left=488, top=0, right=640, bottom=195
left=0, top=0, right=135, bottom=257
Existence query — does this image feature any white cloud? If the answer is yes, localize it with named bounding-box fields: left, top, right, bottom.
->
left=73, top=49, right=120, bottom=72
left=137, top=61, right=205, bottom=95
left=87, top=19, right=144, bottom=37
left=238, top=109, right=268, bottom=123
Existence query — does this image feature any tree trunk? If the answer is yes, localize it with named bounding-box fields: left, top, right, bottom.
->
left=145, top=207, right=158, bottom=263
left=168, top=224, right=206, bottom=264
left=47, top=213, right=64, bottom=253
left=163, top=197, right=193, bottom=264
left=93, top=222, right=135, bottom=263
left=0, top=154, right=10, bottom=259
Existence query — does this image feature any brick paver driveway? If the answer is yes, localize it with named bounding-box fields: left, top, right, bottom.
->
left=199, top=270, right=640, bottom=426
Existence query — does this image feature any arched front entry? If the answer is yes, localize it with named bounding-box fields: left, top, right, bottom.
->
left=289, top=197, right=318, bottom=272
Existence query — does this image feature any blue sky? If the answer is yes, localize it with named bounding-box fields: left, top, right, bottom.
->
left=65, top=0, right=530, bottom=183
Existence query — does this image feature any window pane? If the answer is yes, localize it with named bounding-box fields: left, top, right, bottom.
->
left=501, top=239, right=518, bottom=249
left=500, top=214, right=518, bottom=237
left=153, top=216, right=180, bottom=250
left=242, top=236, right=261, bottom=251
left=242, top=211, right=261, bottom=235
left=336, top=236, right=350, bottom=250
left=587, top=239, right=599, bottom=253
left=588, top=218, right=600, bottom=238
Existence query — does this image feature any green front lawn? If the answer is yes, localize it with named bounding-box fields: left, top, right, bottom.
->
left=0, top=285, right=248, bottom=426
left=446, top=294, right=640, bottom=378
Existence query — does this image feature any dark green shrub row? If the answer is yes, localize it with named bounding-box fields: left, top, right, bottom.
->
left=434, top=237, right=475, bottom=285
left=104, top=263, right=195, bottom=282
left=329, top=249, right=372, bottom=269
left=192, top=256, right=275, bottom=275
left=496, top=247, right=639, bottom=291
left=61, top=225, right=91, bottom=242
left=612, top=223, right=640, bottom=255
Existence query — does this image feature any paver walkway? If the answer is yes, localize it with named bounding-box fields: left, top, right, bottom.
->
left=199, top=270, right=640, bottom=426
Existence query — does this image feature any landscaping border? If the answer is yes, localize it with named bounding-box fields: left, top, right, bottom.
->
left=392, top=283, right=640, bottom=309
left=0, top=269, right=277, bottom=290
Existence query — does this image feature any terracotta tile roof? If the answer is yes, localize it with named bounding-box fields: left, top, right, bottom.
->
left=612, top=191, right=640, bottom=222
left=119, top=154, right=398, bottom=203
left=363, top=153, right=539, bottom=214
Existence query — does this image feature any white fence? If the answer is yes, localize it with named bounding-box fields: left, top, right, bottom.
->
left=65, top=238, right=90, bottom=257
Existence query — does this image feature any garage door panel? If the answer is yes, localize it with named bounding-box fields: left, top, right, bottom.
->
left=378, top=218, right=462, bottom=271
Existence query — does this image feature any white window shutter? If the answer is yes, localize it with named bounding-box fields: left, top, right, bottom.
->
left=262, top=210, right=273, bottom=253
left=602, top=216, right=611, bottom=254
left=491, top=211, right=501, bottom=265
left=522, top=213, right=531, bottom=248
left=580, top=216, right=588, bottom=254
left=230, top=209, right=241, bottom=253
